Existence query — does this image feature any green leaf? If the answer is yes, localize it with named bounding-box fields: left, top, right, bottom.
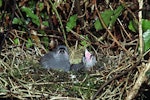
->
left=12, top=18, right=23, bottom=25
left=42, top=21, right=49, bottom=27
left=0, top=0, right=2, bottom=8
left=94, top=10, right=113, bottom=31
left=21, top=6, right=40, bottom=26
left=14, top=38, right=20, bottom=45
left=94, top=5, right=124, bottom=31
left=143, top=29, right=150, bottom=52
left=101, top=10, right=114, bottom=27
left=142, top=19, right=150, bottom=32
left=39, top=2, right=44, bottom=11
left=80, top=35, right=89, bottom=48
left=42, top=37, right=49, bottom=48
left=128, top=20, right=138, bottom=32
left=26, top=38, right=33, bottom=48
left=110, top=5, right=124, bottom=27
left=66, top=14, right=78, bottom=32
left=128, top=19, right=150, bottom=32
left=94, top=19, right=103, bottom=31
left=81, top=40, right=87, bottom=47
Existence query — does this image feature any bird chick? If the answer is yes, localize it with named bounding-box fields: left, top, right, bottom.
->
left=40, top=45, right=70, bottom=72
left=70, top=49, right=97, bottom=71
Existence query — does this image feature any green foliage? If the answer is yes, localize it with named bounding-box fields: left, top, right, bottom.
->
left=42, top=21, right=49, bottom=27
left=128, top=19, right=150, bottom=52
left=66, top=14, right=78, bottom=32
left=38, top=2, right=44, bottom=11
left=128, top=20, right=138, bottom=32
left=0, top=0, right=2, bottom=8
left=94, top=10, right=113, bottom=30
left=128, top=19, right=150, bottom=32
left=110, top=5, right=124, bottom=27
left=42, top=37, right=49, bottom=48
left=81, top=40, right=87, bottom=47
left=28, top=0, right=36, bottom=10
left=26, top=38, right=33, bottom=48
left=143, top=29, right=150, bottom=52
left=14, top=38, right=20, bottom=45
left=12, top=18, right=23, bottom=25
left=80, top=36, right=89, bottom=48
left=94, top=5, right=124, bottom=31
left=142, top=19, right=150, bottom=32
left=21, top=6, right=40, bottom=26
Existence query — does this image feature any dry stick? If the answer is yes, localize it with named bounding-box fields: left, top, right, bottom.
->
left=49, top=0, right=69, bottom=48
left=126, top=60, right=150, bottom=100
left=0, top=0, right=16, bottom=55
left=138, top=0, right=143, bottom=55
left=108, top=5, right=132, bottom=40
left=75, top=0, right=84, bottom=27
left=68, top=0, right=75, bottom=20
left=94, top=1, right=132, bottom=56
left=92, top=49, right=150, bottom=100
left=92, top=57, right=142, bottom=100
left=125, top=1, right=144, bottom=99
left=120, top=0, right=137, bottom=20
left=92, top=1, right=138, bottom=99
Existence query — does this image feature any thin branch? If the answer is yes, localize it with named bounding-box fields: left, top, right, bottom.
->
left=138, top=0, right=143, bottom=55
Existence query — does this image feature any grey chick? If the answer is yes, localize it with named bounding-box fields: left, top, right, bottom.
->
left=70, top=49, right=97, bottom=71
left=40, top=45, right=70, bottom=72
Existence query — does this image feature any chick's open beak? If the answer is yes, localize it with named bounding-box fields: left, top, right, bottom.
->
left=85, top=49, right=92, bottom=61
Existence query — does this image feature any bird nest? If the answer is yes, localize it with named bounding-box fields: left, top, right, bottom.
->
left=0, top=41, right=149, bottom=100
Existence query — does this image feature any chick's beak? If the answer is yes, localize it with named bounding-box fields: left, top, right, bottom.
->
left=85, top=49, right=92, bottom=61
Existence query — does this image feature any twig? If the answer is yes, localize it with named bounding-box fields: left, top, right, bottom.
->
left=138, top=0, right=143, bottom=55
left=92, top=57, right=142, bottom=100
left=49, top=0, right=69, bottom=48
left=108, top=5, right=132, bottom=40
left=94, top=0, right=132, bottom=56
left=0, top=0, right=16, bottom=55
left=126, top=59, right=150, bottom=100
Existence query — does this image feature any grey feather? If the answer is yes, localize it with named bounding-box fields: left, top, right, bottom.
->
left=40, top=45, right=70, bottom=72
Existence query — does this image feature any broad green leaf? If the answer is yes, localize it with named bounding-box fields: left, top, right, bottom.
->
left=94, top=10, right=113, bottom=31
left=21, top=6, right=40, bottom=26
left=110, top=5, right=124, bottom=27
left=143, top=29, right=150, bottom=52
left=142, top=19, right=150, bottom=32
left=94, top=5, right=124, bottom=31
left=128, top=19, right=150, bottom=32
left=101, top=10, right=114, bottom=27
left=94, top=19, right=103, bottom=31
left=66, top=14, right=78, bottom=32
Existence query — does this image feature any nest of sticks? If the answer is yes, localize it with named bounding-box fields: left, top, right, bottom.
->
left=0, top=35, right=150, bottom=100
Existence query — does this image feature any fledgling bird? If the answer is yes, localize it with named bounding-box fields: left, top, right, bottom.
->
left=70, top=49, right=97, bottom=71
left=40, top=45, right=70, bottom=72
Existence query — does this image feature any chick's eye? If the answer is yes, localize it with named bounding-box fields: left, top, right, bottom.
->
left=59, top=49, right=65, bottom=53
left=90, top=54, right=93, bottom=58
